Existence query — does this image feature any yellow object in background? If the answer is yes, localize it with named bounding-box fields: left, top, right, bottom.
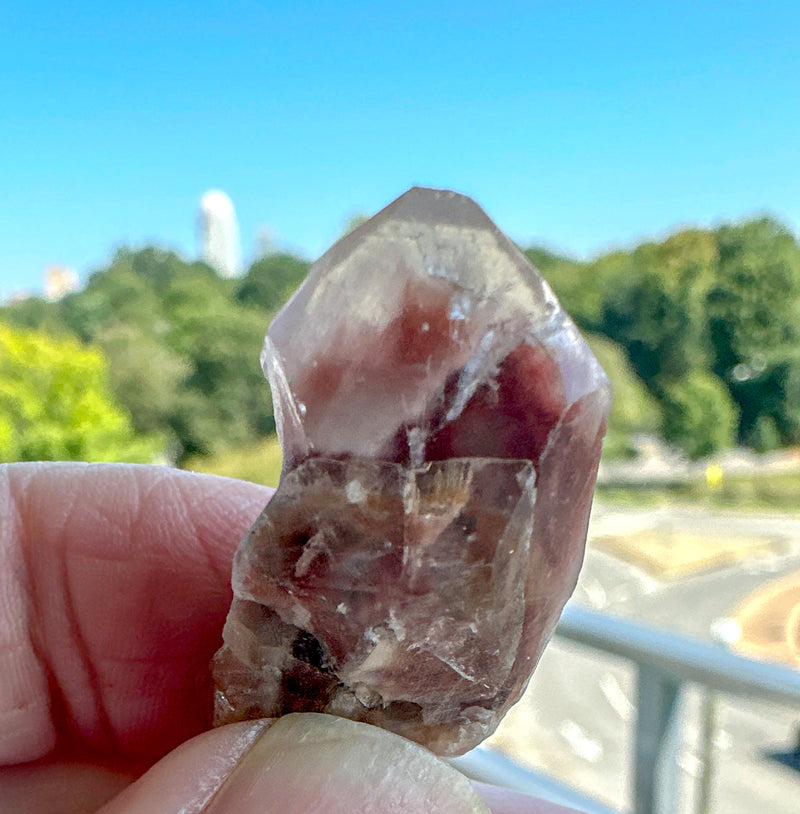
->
left=706, top=463, right=724, bottom=489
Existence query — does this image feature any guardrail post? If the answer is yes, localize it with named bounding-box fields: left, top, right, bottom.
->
left=635, top=665, right=682, bottom=814
left=696, top=690, right=718, bottom=814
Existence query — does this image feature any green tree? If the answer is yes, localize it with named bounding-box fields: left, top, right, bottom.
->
left=600, top=230, right=717, bottom=390
left=660, top=371, right=738, bottom=459
left=0, top=323, right=163, bottom=462
left=50, top=247, right=274, bottom=462
left=524, top=247, right=603, bottom=330
left=0, top=295, right=67, bottom=336
left=58, top=247, right=216, bottom=342
left=97, top=324, right=189, bottom=440
left=236, top=253, right=310, bottom=313
left=707, top=218, right=800, bottom=445
left=585, top=333, right=661, bottom=458
left=165, top=272, right=272, bottom=456
left=4, top=214, right=798, bottom=465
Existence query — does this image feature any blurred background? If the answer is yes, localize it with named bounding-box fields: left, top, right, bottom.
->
left=1, top=2, right=799, bottom=812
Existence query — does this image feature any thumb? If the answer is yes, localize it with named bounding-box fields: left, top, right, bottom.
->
left=99, top=713, right=491, bottom=814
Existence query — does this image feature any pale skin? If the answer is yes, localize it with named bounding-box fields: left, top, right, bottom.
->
left=0, top=463, right=578, bottom=813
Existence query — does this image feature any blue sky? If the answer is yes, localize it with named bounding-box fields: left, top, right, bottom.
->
left=2, top=1, right=799, bottom=297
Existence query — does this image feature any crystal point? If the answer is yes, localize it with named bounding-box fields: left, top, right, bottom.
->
left=213, top=187, right=610, bottom=755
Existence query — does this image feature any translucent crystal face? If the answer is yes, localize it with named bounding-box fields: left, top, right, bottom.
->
left=264, top=187, right=610, bottom=469
left=214, top=187, right=611, bottom=755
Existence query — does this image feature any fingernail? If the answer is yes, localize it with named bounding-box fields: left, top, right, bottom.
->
left=98, top=720, right=273, bottom=814
left=206, top=713, right=489, bottom=814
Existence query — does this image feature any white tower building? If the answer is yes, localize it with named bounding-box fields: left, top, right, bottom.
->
left=197, top=189, right=242, bottom=277
left=44, top=265, right=79, bottom=301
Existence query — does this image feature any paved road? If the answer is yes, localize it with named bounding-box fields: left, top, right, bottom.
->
left=484, top=504, right=800, bottom=814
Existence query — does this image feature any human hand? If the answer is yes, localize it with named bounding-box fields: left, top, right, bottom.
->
left=0, top=462, right=578, bottom=813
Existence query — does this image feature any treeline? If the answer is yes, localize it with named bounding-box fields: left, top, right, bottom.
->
left=528, top=217, right=800, bottom=458
left=0, top=249, right=309, bottom=463
left=1, top=215, right=799, bottom=465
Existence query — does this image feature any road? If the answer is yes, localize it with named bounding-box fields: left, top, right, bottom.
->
left=484, top=504, right=800, bottom=814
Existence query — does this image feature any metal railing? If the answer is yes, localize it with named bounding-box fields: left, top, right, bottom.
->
left=455, top=604, right=800, bottom=814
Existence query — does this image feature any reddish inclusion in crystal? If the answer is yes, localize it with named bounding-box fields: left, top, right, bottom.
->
left=425, top=342, right=566, bottom=468
left=295, top=279, right=567, bottom=469
left=376, top=281, right=567, bottom=468
left=381, top=278, right=464, bottom=368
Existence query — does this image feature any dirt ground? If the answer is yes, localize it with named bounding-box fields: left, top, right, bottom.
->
left=733, top=572, right=800, bottom=668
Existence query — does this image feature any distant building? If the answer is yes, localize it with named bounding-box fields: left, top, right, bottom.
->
left=254, top=225, right=276, bottom=258
left=197, top=189, right=242, bottom=277
left=44, top=265, right=79, bottom=301
left=6, top=290, right=33, bottom=304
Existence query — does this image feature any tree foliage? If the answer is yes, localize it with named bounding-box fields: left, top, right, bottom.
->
left=0, top=323, right=162, bottom=462
left=2, top=213, right=798, bottom=464
left=59, top=248, right=292, bottom=461
left=524, top=248, right=599, bottom=328
left=584, top=333, right=661, bottom=458
left=660, top=371, right=738, bottom=459
left=1, top=247, right=311, bottom=463
left=538, top=217, right=800, bottom=457
left=598, top=230, right=717, bottom=389
left=707, top=218, right=800, bottom=446
left=236, top=253, right=310, bottom=312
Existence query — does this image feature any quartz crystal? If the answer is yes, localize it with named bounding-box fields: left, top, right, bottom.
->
left=213, top=187, right=611, bottom=756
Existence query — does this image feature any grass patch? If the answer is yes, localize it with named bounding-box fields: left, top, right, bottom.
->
left=184, top=435, right=283, bottom=487
left=184, top=436, right=800, bottom=515
left=597, top=470, right=800, bottom=512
